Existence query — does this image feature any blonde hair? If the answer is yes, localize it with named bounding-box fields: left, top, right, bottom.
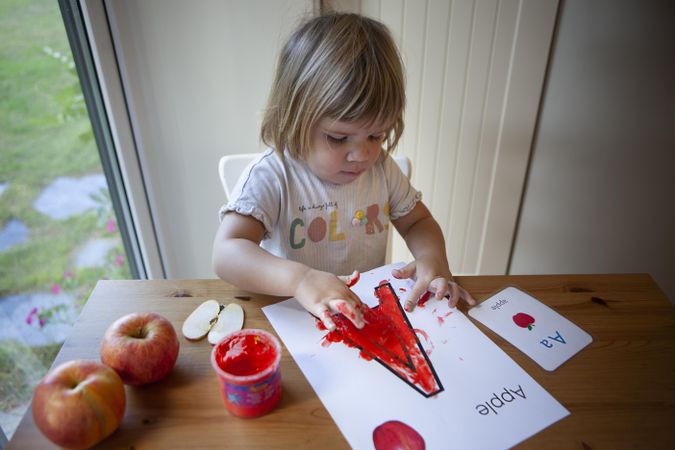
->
left=261, top=13, right=405, bottom=159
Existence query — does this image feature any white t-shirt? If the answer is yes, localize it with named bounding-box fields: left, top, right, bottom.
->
left=219, top=148, right=421, bottom=276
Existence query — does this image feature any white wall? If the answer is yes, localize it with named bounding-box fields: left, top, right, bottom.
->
left=510, top=0, right=675, bottom=303
left=105, top=0, right=314, bottom=278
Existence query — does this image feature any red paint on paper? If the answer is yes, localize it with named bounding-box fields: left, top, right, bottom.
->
left=322, top=283, right=443, bottom=397
left=414, top=328, right=434, bottom=355
left=373, top=420, right=425, bottom=450
left=437, top=316, right=445, bottom=326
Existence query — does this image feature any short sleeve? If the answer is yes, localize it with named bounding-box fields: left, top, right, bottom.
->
left=384, top=154, right=422, bottom=220
left=218, top=151, right=282, bottom=239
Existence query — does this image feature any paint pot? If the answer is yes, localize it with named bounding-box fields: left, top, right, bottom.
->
left=210, top=328, right=282, bottom=418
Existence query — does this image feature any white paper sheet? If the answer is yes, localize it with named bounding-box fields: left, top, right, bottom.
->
left=263, top=263, right=569, bottom=449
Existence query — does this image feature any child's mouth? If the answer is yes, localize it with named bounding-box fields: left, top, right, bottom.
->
left=342, top=168, right=365, bottom=176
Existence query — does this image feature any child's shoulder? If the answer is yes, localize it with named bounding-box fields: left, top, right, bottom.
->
left=247, top=148, right=284, bottom=172
left=245, top=148, right=307, bottom=181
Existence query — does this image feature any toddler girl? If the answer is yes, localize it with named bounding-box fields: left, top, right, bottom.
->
left=212, top=12, right=475, bottom=330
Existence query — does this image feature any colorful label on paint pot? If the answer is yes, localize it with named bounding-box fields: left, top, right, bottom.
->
left=221, top=369, right=281, bottom=410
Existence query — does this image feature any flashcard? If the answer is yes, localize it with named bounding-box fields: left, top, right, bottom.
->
left=468, top=287, right=592, bottom=371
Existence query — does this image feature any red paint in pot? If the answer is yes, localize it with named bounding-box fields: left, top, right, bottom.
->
left=210, top=329, right=282, bottom=418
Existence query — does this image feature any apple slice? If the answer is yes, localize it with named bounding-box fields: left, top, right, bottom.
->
left=182, top=299, right=222, bottom=340
left=208, top=303, right=245, bottom=345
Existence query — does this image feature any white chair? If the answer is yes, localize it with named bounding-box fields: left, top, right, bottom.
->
left=218, top=153, right=259, bottom=199
left=218, top=152, right=411, bottom=199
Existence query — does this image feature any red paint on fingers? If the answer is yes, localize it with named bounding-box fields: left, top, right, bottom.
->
left=347, top=271, right=361, bottom=287
left=335, top=301, right=360, bottom=324
left=417, top=291, right=432, bottom=308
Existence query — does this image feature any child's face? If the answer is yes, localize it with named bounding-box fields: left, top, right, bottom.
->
left=307, top=117, right=387, bottom=185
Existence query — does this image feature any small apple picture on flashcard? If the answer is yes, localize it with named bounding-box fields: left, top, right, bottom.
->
left=513, top=312, right=535, bottom=330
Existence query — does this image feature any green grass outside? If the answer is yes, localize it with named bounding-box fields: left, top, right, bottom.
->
left=0, top=340, right=61, bottom=411
left=0, top=0, right=131, bottom=412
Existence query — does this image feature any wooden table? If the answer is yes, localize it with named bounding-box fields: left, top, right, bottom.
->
left=8, top=274, right=675, bottom=449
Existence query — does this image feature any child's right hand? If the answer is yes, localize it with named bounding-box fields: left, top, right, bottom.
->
left=294, top=269, right=365, bottom=331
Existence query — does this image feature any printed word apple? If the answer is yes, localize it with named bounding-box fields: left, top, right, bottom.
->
left=182, top=300, right=244, bottom=344
left=490, top=299, right=508, bottom=310
left=373, top=420, right=425, bottom=450
left=512, top=312, right=535, bottom=330
left=475, top=385, right=527, bottom=416
left=101, top=312, right=180, bottom=385
left=32, top=359, right=125, bottom=449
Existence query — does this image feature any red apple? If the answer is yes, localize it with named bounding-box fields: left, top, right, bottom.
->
left=31, top=359, right=126, bottom=449
left=100, top=312, right=180, bottom=385
left=512, top=312, right=536, bottom=330
left=373, top=420, right=425, bottom=450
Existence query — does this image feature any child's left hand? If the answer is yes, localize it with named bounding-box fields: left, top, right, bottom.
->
left=392, top=260, right=476, bottom=312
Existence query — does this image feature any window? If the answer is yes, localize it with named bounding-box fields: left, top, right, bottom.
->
left=0, top=0, right=140, bottom=440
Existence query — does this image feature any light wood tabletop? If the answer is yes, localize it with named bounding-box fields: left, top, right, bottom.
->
left=7, top=274, right=675, bottom=449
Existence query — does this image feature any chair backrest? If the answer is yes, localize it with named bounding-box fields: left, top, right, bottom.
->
left=394, top=155, right=411, bottom=179
left=218, top=153, right=258, bottom=199
left=218, top=153, right=411, bottom=199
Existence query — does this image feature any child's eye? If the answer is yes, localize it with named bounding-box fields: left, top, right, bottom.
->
left=326, top=134, right=347, bottom=144
left=369, top=134, right=385, bottom=142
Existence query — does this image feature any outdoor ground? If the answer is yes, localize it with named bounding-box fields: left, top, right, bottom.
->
left=0, top=0, right=130, bottom=439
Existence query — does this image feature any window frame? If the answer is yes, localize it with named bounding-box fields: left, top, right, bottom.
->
left=58, top=0, right=165, bottom=279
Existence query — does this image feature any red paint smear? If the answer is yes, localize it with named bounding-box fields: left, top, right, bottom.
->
left=373, top=420, right=425, bottom=450
left=414, top=328, right=434, bottom=355
left=322, top=283, right=443, bottom=397
left=399, top=287, right=407, bottom=292
left=433, top=310, right=453, bottom=326
left=214, top=334, right=276, bottom=377
left=417, top=291, right=432, bottom=308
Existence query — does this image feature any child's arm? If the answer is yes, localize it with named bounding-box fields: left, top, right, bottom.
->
left=391, top=202, right=476, bottom=311
left=212, top=212, right=365, bottom=330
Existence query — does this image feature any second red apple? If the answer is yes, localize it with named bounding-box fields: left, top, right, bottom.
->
left=101, top=312, right=180, bottom=385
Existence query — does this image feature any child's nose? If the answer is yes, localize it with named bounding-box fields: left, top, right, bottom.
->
left=348, top=141, right=374, bottom=162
